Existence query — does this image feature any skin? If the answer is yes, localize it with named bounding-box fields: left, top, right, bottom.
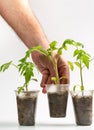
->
left=0, top=0, right=70, bottom=93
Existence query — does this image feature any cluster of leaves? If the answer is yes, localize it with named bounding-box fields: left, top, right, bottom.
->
left=0, top=61, right=12, bottom=72
left=24, top=39, right=83, bottom=84
left=67, top=40, right=92, bottom=91
left=0, top=39, right=92, bottom=92
left=24, top=41, right=65, bottom=84
left=17, top=58, right=37, bottom=93
left=0, top=58, right=37, bottom=93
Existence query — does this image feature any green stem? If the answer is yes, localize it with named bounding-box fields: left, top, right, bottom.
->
left=80, top=59, right=84, bottom=91
left=26, top=83, right=28, bottom=91
left=54, top=59, right=60, bottom=84
left=11, top=63, right=18, bottom=69
left=50, top=55, right=60, bottom=84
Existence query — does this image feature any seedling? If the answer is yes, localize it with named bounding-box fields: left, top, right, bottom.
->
left=23, top=39, right=83, bottom=85
left=67, top=40, right=93, bottom=92
left=0, top=57, right=37, bottom=93
left=23, top=41, right=64, bottom=84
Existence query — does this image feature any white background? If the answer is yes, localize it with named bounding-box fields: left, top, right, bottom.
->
left=0, top=0, right=94, bottom=129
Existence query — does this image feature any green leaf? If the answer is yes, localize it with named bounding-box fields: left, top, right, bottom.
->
left=49, top=41, right=57, bottom=50
left=68, top=61, right=74, bottom=71
left=74, top=49, right=91, bottom=69
left=25, top=67, right=34, bottom=84
left=75, top=42, right=84, bottom=48
left=26, top=46, right=48, bottom=56
left=62, top=44, right=68, bottom=50
left=82, top=55, right=90, bottom=69
left=73, top=85, right=77, bottom=92
left=63, top=39, right=75, bottom=46
left=0, top=61, right=12, bottom=72
left=40, top=48, right=49, bottom=56
left=74, top=62, right=80, bottom=68
left=47, top=48, right=52, bottom=56
left=73, top=49, right=80, bottom=57
left=58, top=47, right=63, bottom=55
left=27, top=45, right=42, bottom=54
left=51, top=77, right=57, bottom=84
left=18, top=61, right=36, bottom=89
left=19, top=57, right=26, bottom=63
left=63, top=39, right=84, bottom=49
left=73, top=84, right=80, bottom=91
left=18, top=86, right=24, bottom=94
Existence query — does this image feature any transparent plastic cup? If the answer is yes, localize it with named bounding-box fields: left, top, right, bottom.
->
left=15, top=90, right=40, bottom=126
left=46, top=84, right=69, bottom=117
left=70, top=90, right=93, bottom=125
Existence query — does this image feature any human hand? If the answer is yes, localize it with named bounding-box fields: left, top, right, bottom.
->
left=32, top=52, right=70, bottom=93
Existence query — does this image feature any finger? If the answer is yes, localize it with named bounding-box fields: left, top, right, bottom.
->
left=43, top=76, right=55, bottom=94
left=42, top=87, right=47, bottom=94
left=58, top=64, right=70, bottom=84
left=41, top=74, right=49, bottom=94
left=40, top=69, right=49, bottom=88
left=40, top=74, right=49, bottom=88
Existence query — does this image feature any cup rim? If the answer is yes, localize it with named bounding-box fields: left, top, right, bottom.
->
left=15, top=90, right=40, bottom=93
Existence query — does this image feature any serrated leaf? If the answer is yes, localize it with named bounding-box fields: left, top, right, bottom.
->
left=18, top=86, right=24, bottom=94
left=63, top=39, right=84, bottom=49
left=82, top=55, right=90, bottom=69
left=0, top=61, right=12, bottom=72
left=49, top=41, right=57, bottom=50
left=75, top=42, right=84, bottom=48
left=62, top=44, right=68, bottom=50
left=25, top=68, right=34, bottom=84
left=63, top=39, right=75, bottom=46
left=68, top=61, right=74, bottom=71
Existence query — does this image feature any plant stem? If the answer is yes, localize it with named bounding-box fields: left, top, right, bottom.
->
left=80, top=59, right=84, bottom=92
left=11, top=63, right=18, bottom=69
left=26, top=84, right=28, bottom=91
left=54, top=59, right=60, bottom=84
left=50, top=55, right=60, bottom=84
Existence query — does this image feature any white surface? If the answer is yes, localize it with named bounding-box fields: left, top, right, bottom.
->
left=0, top=0, right=94, bottom=129
left=0, top=122, right=93, bottom=130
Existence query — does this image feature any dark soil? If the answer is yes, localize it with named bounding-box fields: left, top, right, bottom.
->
left=47, top=91, right=68, bottom=117
left=72, top=95, right=93, bottom=125
left=16, top=95, right=37, bottom=126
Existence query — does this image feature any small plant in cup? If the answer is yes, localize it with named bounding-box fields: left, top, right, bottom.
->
left=0, top=56, right=39, bottom=126
left=67, top=39, right=93, bottom=125
left=0, top=58, right=38, bottom=92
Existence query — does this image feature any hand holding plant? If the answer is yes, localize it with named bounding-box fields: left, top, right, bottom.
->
left=25, top=41, right=70, bottom=93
